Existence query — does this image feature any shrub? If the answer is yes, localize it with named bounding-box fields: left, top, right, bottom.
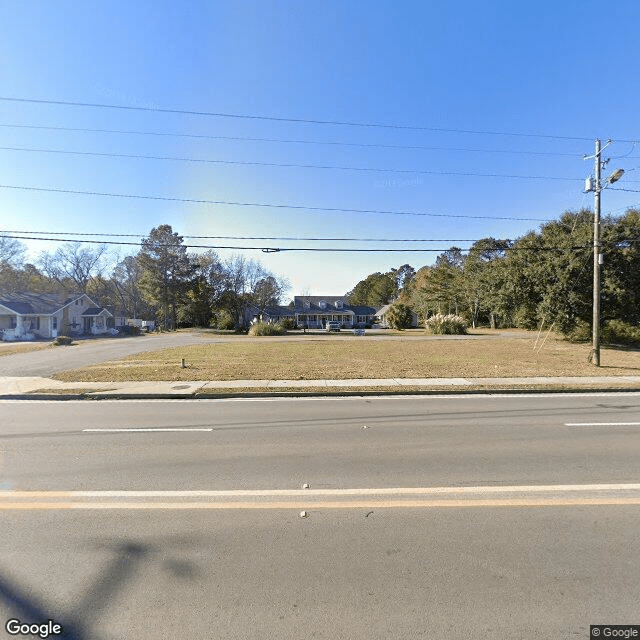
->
left=425, top=313, right=468, bottom=335
left=385, top=303, right=414, bottom=330
left=567, top=319, right=591, bottom=343
left=601, top=319, right=640, bottom=346
left=119, top=325, right=141, bottom=336
left=277, top=317, right=296, bottom=330
left=215, top=311, right=236, bottom=330
left=248, top=322, right=286, bottom=336
left=52, top=335, right=73, bottom=346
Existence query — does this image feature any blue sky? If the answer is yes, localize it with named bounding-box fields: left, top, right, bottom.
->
left=1, top=1, right=640, bottom=297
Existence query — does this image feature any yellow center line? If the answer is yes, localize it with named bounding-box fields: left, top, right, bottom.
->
left=0, top=498, right=640, bottom=510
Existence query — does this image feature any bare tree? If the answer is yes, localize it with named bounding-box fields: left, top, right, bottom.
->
left=38, top=243, right=110, bottom=292
left=0, top=236, right=27, bottom=268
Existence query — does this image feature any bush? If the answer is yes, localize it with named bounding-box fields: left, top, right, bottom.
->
left=601, top=319, right=640, bottom=346
left=385, top=303, right=414, bottom=330
left=248, top=322, right=286, bottom=336
left=424, top=314, right=468, bottom=335
left=277, top=317, right=296, bottom=330
left=52, top=335, right=73, bottom=346
left=119, top=325, right=141, bottom=336
left=567, top=319, right=591, bottom=343
left=215, top=311, right=236, bottom=331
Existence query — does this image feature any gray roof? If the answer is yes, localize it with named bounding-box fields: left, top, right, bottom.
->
left=0, top=292, right=82, bottom=315
left=293, top=296, right=378, bottom=315
left=82, top=307, right=111, bottom=316
left=263, top=305, right=295, bottom=317
left=0, top=292, right=111, bottom=317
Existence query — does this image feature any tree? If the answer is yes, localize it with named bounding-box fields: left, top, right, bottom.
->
left=252, top=274, right=290, bottom=320
left=385, top=302, right=414, bottom=330
left=38, top=242, right=110, bottom=292
left=111, top=255, right=148, bottom=318
left=0, top=236, right=26, bottom=269
left=347, top=271, right=397, bottom=306
left=179, top=251, right=226, bottom=327
left=411, top=248, right=465, bottom=317
left=137, top=225, right=192, bottom=330
left=463, top=238, right=511, bottom=328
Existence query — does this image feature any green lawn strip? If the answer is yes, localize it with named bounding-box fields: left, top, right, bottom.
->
left=51, top=333, right=640, bottom=383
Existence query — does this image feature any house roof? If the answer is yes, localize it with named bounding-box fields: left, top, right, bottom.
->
left=0, top=292, right=83, bottom=315
left=350, top=305, right=378, bottom=315
left=263, top=305, right=295, bottom=316
left=0, top=292, right=111, bottom=317
left=82, top=307, right=112, bottom=317
left=293, top=296, right=378, bottom=315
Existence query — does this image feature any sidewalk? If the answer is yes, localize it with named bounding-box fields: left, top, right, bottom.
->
left=1, top=375, right=640, bottom=398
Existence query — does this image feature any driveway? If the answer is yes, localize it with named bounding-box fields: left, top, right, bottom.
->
left=0, top=332, right=216, bottom=377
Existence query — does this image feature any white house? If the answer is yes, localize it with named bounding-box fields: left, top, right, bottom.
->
left=293, top=296, right=378, bottom=329
left=0, top=292, right=112, bottom=341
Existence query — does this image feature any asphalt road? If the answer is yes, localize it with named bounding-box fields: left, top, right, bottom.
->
left=1, top=393, right=639, bottom=639
left=0, top=332, right=214, bottom=377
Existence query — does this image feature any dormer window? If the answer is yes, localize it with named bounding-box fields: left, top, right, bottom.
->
left=335, top=300, right=343, bottom=309
left=304, top=300, right=310, bottom=309
left=319, top=300, right=327, bottom=309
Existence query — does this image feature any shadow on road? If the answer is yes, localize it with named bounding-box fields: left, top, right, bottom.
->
left=0, top=536, right=203, bottom=639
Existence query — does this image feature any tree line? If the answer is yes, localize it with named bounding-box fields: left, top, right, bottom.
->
left=0, top=225, right=289, bottom=330
left=2, top=208, right=640, bottom=337
left=346, top=208, right=640, bottom=338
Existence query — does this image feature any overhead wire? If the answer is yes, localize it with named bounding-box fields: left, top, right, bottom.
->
left=0, top=229, right=503, bottom=243
left=0, top=146, right=585, bottom=181
left=0, top=123, right=584, bottom=157
left=0, top=184, right=553, bottom=221
left=0, top=233, right=590, bottom=253
left=0, top=96, right=598, bottom=140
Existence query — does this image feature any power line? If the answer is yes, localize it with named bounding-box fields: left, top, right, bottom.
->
left=0, top=123, right=583, bottom=157
left=0, top=96, right=597, bottom=141
left=0, top=229, right=498, bottom=243
left=0, top=233, right=589, bottom=253
left=0, top=146, right=583, bottom=180
left=0, top=184, right=552, bottom=221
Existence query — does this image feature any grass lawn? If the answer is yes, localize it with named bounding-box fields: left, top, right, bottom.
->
left=0, top=342, right=51, bottom=357
left=52, top=330, right=640, bottom=382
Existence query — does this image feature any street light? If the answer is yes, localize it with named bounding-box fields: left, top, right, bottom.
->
left=584, top=139, right=624, bottom=366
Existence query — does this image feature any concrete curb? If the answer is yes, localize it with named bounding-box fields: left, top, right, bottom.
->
left=4, top=386, right=640, bottom=400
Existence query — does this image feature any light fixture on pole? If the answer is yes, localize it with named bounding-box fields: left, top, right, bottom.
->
left=584, top=139, right=624, bottom=366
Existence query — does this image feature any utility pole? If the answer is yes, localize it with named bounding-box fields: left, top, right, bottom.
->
left=586, top=140, right=624, bottom=366
left=591, top=138, right=602, bottom=366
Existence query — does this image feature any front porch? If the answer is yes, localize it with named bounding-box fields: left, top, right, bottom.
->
left=295, top=312, right=357, bottom=329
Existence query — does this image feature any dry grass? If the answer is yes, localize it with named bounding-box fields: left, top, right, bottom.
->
left=52, top=331, right=640, bottom=382
left=0, top=342, right=51, bottom=357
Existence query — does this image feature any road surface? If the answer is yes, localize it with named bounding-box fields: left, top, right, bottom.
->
left=0, top=392, right=639, bottom=639
left=0, top=332, right=215, bottom=377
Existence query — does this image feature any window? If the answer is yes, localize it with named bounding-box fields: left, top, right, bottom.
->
left=35, top=317, right=40, bottom=330
left=52, top=317, right=58, bottom=330
left=335, top=300, right=343, bottom=309
left=319, top=301, right=327, bottom=309
left=10, top=317, right=16, bottom=329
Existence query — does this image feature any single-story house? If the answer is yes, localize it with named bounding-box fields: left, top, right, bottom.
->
left=251, top=305, right=296, bottom=325
left=293, top=296, right=377, bottom=329
left=375, top=303, right=419, bottom=328
left=0, top=292, right=113, bottom=341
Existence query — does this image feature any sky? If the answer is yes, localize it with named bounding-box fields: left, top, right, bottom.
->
left=1, top=1, right=640, bottom=298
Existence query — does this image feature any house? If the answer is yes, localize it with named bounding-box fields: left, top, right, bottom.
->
left=0, top=292, right=113, bottom=341
left=251, top=304, right=296, bottom=325
left=375, top=303, right=419, bottom=328
left=293, top=296, right=377, bottom=329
